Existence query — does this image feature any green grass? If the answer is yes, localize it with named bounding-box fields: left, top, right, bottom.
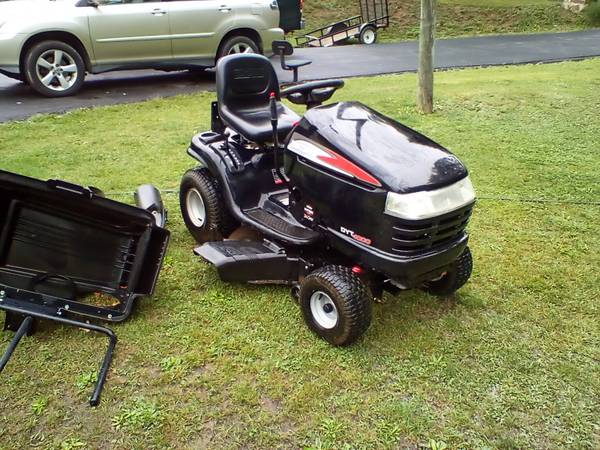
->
left=301, top=0, right=587, bottom=43
left=1, top=59, right=600, bottom=449
left=442, top=0, right=553, bottom=6
left=584, top=0, right=600, bottom=26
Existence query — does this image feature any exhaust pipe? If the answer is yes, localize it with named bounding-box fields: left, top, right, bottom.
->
left=135, top=184, right=167, bottom=228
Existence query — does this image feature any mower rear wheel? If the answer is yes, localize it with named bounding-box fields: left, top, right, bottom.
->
left=422, top=247, right=473, bottom=297
left=299, top=265, right=372, bottom=346
left=180, top=168, right=238, bottom=243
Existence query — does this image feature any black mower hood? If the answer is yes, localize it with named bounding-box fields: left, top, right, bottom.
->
left=292, top=102, right=468, bottom=193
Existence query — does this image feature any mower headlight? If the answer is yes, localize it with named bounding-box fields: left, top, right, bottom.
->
left=384, top=177, right=475, bottom=221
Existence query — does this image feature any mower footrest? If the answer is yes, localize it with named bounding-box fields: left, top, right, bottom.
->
left=244, top=208, right=320, bottom=243
left=195, top=241, right=299, bottom=283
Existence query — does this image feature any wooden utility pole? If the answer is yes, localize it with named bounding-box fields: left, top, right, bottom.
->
left=417, top=0, right=437, bottom=114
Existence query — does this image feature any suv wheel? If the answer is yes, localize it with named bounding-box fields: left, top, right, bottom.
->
left=24, top=40, right=85, bottom=97
left=218, top=35, right=259, bottom=59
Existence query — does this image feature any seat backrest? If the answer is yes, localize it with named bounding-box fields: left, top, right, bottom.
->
left=216, top=54, right=280, bottom=110
left=272, top=40, right=294, bottom=57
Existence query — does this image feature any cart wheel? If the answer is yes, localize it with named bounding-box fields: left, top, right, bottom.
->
left=299, top=265, right=372, bottom=346
left=359, top=26, right=377, bottom=45
left=180, top=168, right=238, bottom=243
left=422, top=247, right=473, bottom=297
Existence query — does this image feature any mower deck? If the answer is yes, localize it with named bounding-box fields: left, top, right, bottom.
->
left=195, top=240, right=301, bottom=283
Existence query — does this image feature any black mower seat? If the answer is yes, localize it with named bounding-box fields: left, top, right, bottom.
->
left=216, top=54, right=300, bottom=143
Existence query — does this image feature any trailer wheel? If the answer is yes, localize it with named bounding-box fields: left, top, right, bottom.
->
left=359, top=26, right=377, bottom=45
left=299, top=265, right=372, bottom=346
left=422, top=247, right=473, bottom=297
left=180, top=168, right=238, bottom=243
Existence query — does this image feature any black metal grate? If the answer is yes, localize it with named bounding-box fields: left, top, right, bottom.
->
left=391, top=205, right=473, bottom=254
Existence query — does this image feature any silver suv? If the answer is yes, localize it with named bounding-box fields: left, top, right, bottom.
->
left=0, top=0, right=300, bottom=97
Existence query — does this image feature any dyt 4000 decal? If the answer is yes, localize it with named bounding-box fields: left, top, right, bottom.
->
left=340, top=226, right=372, bottom=246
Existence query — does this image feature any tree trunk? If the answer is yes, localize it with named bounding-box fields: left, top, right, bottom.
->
left=417, top=0, right=437, bottom=114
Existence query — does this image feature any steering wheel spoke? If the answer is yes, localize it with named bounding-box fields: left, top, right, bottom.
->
left=281, top=79, right=345, bottom=109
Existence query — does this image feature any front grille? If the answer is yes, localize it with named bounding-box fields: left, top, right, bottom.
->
left=391, top=205, right=473, bottom=254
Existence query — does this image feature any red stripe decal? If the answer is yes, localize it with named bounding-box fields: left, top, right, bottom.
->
left=317, top=148, right=382, bottom=187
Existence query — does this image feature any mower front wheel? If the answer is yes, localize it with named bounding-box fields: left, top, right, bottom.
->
left=422, top=247, right=473, bottom=297
left=299, top=265, right=372, bottom=346
left=180, top=168, right=238, bottom=243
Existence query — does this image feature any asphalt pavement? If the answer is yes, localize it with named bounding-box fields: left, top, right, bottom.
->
left=1, top=29, right=599, bottom=122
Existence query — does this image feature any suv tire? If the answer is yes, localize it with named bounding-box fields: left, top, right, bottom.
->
left=24, top=40, right=85, bottom=97
left=218, top=35, right=260, bottom=59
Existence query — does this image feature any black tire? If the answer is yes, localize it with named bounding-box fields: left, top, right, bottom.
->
left=180, top=168, right=238, bottom=243
left=359, top=26, right=378, bottom=45
left=24, top=40, right=85, bottom=97
left=299, top=265, right=372, bottom=346
left=217, top=35, right=260, bottom=60
left=422, top=247, right=473, bottom=297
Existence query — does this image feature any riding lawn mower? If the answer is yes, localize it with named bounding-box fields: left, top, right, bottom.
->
left=179, top=49, right=475, bottom=346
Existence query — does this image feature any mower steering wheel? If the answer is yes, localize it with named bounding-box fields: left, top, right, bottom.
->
left=281, top=79, right=345, bottom=109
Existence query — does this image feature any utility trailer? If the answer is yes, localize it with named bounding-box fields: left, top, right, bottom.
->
left=295, top=0, right=389, bottom=48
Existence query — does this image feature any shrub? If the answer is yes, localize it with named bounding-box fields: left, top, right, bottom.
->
left=584, top=0, right=600, bottom=26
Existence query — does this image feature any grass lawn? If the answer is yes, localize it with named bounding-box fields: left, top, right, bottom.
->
left=441, top=0, right=553, bottom=6
left=1, top=59, right=599, bottom=449
left=301, top=0, right=587, bottom=43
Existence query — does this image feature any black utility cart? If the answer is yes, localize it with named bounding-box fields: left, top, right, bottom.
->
left=0, top=170, right=169, bottom=406
left=296, top=0, right=390, bottom=47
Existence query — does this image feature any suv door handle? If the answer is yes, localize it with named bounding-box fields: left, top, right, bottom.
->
left=151, top=8, right=167, bottom=16
left=219, top=5, right=232, bottom=12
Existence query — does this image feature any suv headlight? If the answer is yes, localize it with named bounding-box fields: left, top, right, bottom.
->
left=385, top=177, right=476, bottom=221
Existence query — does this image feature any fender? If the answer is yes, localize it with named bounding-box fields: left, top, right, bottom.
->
left=187, top=136, right=316, bottom=246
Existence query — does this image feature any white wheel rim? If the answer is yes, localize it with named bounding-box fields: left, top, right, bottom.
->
left=228, top=43, right=254, bottom=55
left=363, top=29, right=376, bottom=45
left=35, top=49, right=78, bottom=92
left=310, top=291, right=338, bottom=329
left=186, top=188, right=206, bottom=227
